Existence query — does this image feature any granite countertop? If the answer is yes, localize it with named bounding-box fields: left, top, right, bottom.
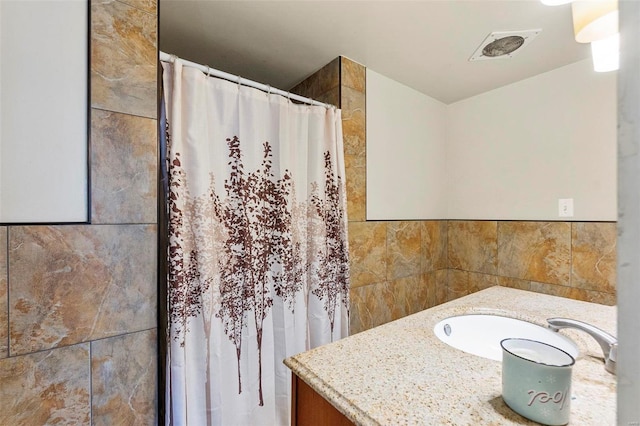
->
left=284, top=286, right=616, bottom=425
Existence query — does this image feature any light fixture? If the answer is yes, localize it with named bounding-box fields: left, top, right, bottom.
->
left=591, top=32, right=619, bottom=72
left=571, top=0, right=618, bottom=43
left=542, top=0, right=620, bottom=72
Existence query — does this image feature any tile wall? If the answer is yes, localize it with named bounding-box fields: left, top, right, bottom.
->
left=0, top=0, right=158, bottom=423
left=446, top=221, right=616, bottom=306
left=292, top=57, right=616, bottom=335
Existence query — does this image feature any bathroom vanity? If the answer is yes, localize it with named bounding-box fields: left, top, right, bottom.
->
left=284, top=286, right=616, bottom=425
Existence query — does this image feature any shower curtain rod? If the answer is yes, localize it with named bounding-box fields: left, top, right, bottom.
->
left=160, top=51, right=334, bottom=109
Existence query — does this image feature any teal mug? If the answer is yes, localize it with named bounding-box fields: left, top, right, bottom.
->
left=501, top=338, right=575, bottom=426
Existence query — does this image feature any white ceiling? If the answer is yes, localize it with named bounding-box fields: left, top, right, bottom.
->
left=159, top=0, right=591, bottom=104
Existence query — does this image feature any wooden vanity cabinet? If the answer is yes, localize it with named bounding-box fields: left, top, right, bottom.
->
left=291, top=374, right=353, bottom=426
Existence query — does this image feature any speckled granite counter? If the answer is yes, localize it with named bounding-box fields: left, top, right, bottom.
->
left=285, top=286, right=616, bottom=425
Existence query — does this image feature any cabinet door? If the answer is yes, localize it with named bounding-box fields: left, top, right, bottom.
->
left=291, top=375, right=353, bottom=426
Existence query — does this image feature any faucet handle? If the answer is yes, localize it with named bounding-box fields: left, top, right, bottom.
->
left=609, top=342, right=618, bottom=361
left=605, top=343, right=617, bottom=374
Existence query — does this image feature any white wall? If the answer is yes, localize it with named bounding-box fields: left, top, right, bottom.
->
left=0, top=1, right=88, bottom=222
left=447, top=59, right=616, bottom=221
left=366, top=59, right=617, bottom=221
left=366, top=69, right=448, bottom=220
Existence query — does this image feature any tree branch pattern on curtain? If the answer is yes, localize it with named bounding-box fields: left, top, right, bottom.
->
left=166, top=123, right=349, bottom=411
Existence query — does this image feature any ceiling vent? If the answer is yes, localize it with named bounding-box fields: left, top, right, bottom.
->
left=469, top=30, right=541, bottom=61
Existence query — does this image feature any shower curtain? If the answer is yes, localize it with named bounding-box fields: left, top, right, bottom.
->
left=162, top=59, right=350, bottom=426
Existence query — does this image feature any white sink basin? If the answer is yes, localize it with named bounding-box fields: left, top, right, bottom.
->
left=433, top=314, right=579, bottom=361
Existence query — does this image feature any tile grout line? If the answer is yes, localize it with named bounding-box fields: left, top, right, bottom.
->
left=89, top=341, right=93, bottom=424
left=90, top=105, right=158, bottom=122
left=4, top=327, right=157, bottom=360
left=4, top=227, right=9, bottom=359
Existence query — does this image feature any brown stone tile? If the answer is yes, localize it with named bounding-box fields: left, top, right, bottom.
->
left=0, top=227, right=6, bottom=358
left=530, top=282, right=616, bottom=306
left=387, top=221, right=422, bottom=280
left=447, top=269, right=469, bottom=301
left=421, top=272, right=437, bottom=311
left=91, top=109, right=157, bottom=224
left=316, top=87, right=340, bottom=108
left=571, top=222, right=617, bottom=293
left=345, top=154, right=366, bottom=222
left=389, top=277, right=408, bottom=321
left=421, top=221, right=447, bottom=272
left=435, top=270, right=449, bottom=306
left=468, top=272, right=499, bottom=294
left=498, top=221, right=571, bottom=286
left=341, top=57, right=366, bottom=92
left=117, top=0, right=156, bottom=15
left=530, top=282, right=574, bottom=299
left=0, top=344, right=90, bottom=425
left=348, top=222, right=387, bottom=287
left=447, top=221, right=497, bottom=274
left=290, top=58, right=340, bottom=100
left=582, top=290, right=616, bottom=305
left=341, top=86, right=366, bottom=157
left=349, top=282, right=392, bottom=333
left=376, top=281, right=395, bottom=327
left=91, top=0, right=157, bottom=118
left=394, top=274, right=424, bottom=317
left=9, top=225, right=157, bottom=355
left=92, top=329, right=157, bottom=425
left=498, top=276, right=532, bottom=291
left=349, top=286, right=371, bottom=334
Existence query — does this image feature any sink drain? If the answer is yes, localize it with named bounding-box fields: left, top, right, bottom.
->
left=444, top=323, right=452, bottom=336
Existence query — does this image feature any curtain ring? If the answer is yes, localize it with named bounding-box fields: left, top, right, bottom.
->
left=287, top=92, right=292, bottom=101
left=170, top=54, right=178, bottom=63
left=266, top=85, right=271, bottom=96
left=206, top=66, right=212, bottom=77
left=237, top=76, right=242, bottom=90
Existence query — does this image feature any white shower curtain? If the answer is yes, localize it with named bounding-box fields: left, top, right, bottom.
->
left=162, top=59, right=349, bottom=426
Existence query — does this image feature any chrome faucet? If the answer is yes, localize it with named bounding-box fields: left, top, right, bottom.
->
left=547, top=317, right=617, bottom=375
